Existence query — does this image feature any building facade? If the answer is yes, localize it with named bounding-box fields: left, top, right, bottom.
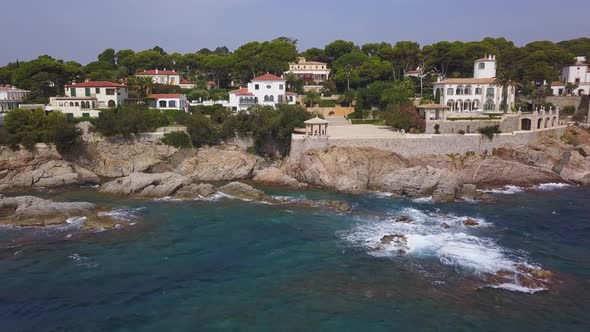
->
left=285, top=57, right=330, bottom=92
left=149, top=94, right=189, bottom=112
left=433, top=55, right=515, bottom=113
left=552, top=57, right=589, bottom=96
left=48, top=81, right=128, bottom=118
left=179, top=79, right=195, bottom=89
left=227, top=74, right=297, bottom=111
left=0, top=85, right=29, bottom=112
left=135, top=69, right=182, bottom=86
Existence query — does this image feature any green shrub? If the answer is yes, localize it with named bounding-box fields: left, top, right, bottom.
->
left=350, top=119, right=384, bottom=125
left=562, top=105, right=576, bottom=115
left=3, top=109, right=80, bottom=152
left=477, top=125, right=501, bottom=140
left=93, top=105, right=170, bottom=137
left=161, top=131, right=192, bottom=148
left=180, top=114, right=219, bottom=148
left=381, top=104, right=425, bottom=132
left=318, top=99, right=338, bottom=107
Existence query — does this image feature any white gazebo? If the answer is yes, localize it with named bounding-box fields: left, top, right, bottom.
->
left=304, top=117, right=329, bottom=136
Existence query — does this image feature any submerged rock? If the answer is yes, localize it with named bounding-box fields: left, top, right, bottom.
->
left=100, top=172, right=189, bottom=197
left=441, top=223, right=451, bottom=229
left=380, top=234, right=408, bottom=245
left=174, top=183, right=217, bottom=199
left=463, top=219, right=479, bottom=227
left=0, top=195, right=96, bottom=227
left=394, top=216, right=413, bottom=223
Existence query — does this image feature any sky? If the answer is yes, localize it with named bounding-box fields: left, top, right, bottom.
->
left=2, top=0, right=589, bottom=66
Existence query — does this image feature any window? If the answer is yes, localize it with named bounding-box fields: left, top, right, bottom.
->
left=486, top=88, right=495, bottom=98
left=575, top=78, right=580, bottom=84
left=85, top=88, right=91, bottom=97
left=106, top=89, right=115, bottom=95
left=475, top=87, right=482, bottom=94
left=159, top=100, right=167, bottom=108
left=70, top=88, right=76, bottom=97
left=255, top=84, right=259, bottom=90
left=66, top=113, right=73, bottom=119
left=169, top=100, right=177, bottom=108
left=59, top=102, right=63, bottom=107
left=279, top=84, right=284, bottom=90
left=484, top=101, right=495, bottom=112
left=464, top=85, right=472, bottom=94
left=478, top=63, right=485, bottom=70
left=266, top=85, right=271, bottom=89
left=70, top=102, right=74, bottom=107
left=75, top=102, right=79, bottom=107
left=447, top=88, right=454, bottom=95
left=269, top=95, right=274, bottom=102
left=82, top=113, right=90, bottom=118
left=264, top=95, right=269, bottom=102
left=95, top=88, right=100, bottom=94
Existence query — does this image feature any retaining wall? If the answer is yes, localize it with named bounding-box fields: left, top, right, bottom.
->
left=290, top=126, right=567, bottom=159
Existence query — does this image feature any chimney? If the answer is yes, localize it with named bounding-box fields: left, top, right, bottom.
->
left=156, top=69, right=159, bottom=74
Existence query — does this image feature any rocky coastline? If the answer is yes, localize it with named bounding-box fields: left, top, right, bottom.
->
left=1, top=126, right=589, bottom=229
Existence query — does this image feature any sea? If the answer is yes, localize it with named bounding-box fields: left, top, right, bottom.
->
left=0, top=183, right=589, bottom=331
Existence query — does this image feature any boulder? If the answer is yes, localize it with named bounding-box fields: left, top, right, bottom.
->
left=217, top=182, right=269, bottom=201
left=381, top=234, right=407, bottom=245
left=176, top=147, right=259, bottom=181
left=463, top=219, right=479, bottom=227
left=394, top=216, right=413, bottom=223
left=100, top=172, right=189, bottom=197
left=253, top=167, right=307, bottom=188
left=0, top=195, right=96, bottom=227
left=174, top=183, right=217, bottom=199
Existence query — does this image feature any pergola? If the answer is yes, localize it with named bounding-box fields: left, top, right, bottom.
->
left=304, top=117, right=329, bottom=136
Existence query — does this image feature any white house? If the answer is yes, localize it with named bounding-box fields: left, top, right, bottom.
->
left=179, top=79, right=195, bottom=90
left=48, top=81, right=128, bottom=118
left=227, top=74, right=297, bottom=111
left=285, top=57, right=331, bottom=91
left=0, top=85, right=29, bottom=112
left=149, top=94, right=188, bottom=112
left=135, top=69, right=182, bottom=86
left=552, top=57, right=589, bottom=96
left=433, top=55, right=515, bottom=113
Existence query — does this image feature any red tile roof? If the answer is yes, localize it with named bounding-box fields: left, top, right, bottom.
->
left=252, top=73, right=284, bottom=81
left=179, top=79, right=192, bottom=84
left=229, top=88, right=254, bottom=96
left=65, top=81, right=126, bottom=88
left=149, top=94, right=183, bottom=99
left=551, top=81, right=565, bottom=87
left=286, top=91, right=298, bottom=95
left=136, top=70, right=179, bottom=75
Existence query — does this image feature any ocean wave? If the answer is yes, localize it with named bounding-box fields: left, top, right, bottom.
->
left=533, top=183, right=572, bottom=191
left=68, top=253, right=99, bottom=268
left=480, top=185, right=525, bottom=195
left=341, top=207, right=547, bottom=293
left=412, top=197, right=433, bottom=204
left=98, top=207, right=145, bottom=222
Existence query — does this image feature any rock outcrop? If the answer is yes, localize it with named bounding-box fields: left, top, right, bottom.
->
left=74, top=139, right=178, bottom=178
left=100, top=172, right=190, bottom=197
left=175, top=147, right=260, bottom=181
left=0, top=195, right=95, bottom=227
left=253, top=167, right=307, bottom=188
left=0, top=145, right=99, bottom=191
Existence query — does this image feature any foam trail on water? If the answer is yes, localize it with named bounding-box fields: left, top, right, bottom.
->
left=341, top=207, right=547, bottom=293
left=480, top=185, right=524, bottom=195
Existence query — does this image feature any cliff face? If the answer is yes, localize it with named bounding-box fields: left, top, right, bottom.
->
left=282, top=127, right=590, bottom=200
left=0, top=145, right=99, bottom=191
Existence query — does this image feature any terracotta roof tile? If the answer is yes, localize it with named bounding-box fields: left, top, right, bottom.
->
left=229, top=88, right=254, bottom=96
left=65, top=81, right=126, bottom=88
left=149, top=94, right=183, bottom=99
left=252, top=73, right=284, bottom=81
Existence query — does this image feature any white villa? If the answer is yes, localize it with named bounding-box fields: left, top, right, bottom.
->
left=149, top=94, right=188, bottom=112
left=551, top=56, right=589, bottom=96
left=227, top=74, right=297, bottom=111
left=434, top=55, right=515, bottom=113
left=135, top=69, right=182, bottom=86
left=285, top=57, right=330, bottom=84
left=48, top=81, right=128, bottom=118
left=0, top=85, right=29, bottom=112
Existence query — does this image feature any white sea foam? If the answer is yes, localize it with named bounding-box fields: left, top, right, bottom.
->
left=68, top=253, right=99, bottom=268
left=533, top=183, right=571, bottom=191
left=98, top=207, right=144, bottom=222
left=371, top=191, right=395, bottom=198
left=480, top=185, right=525, bottom=195
left=341, top=207, right=545, bottom=293
left=488, top=283, right=546, bottom=294
left=412, top=197, right=433, bottom=204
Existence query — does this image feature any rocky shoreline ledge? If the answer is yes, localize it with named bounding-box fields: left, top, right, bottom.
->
left=1, top=126, right=589, bottom=205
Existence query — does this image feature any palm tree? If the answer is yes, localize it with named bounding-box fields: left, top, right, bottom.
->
left=495, top=71, right=522, bottom=113
left=127, top=76, right=153, bottom=99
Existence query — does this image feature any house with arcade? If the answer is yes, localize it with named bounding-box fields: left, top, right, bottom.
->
left=227, top=74, right=297, bottom=111
left=433, top=55, right=515, bottom=114
left=48, top=81, right=128, bottom=118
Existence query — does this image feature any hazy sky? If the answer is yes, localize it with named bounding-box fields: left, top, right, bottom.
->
left=2, top=0, right=589, bottom=65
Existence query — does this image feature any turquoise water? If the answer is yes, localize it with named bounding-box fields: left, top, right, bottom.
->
left=1, top=185, right=589, bottom=331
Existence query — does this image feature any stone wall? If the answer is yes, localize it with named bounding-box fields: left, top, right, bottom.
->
left=547, top=96, right=582, bottom=111
left=307, top=106, right=354, bottom=117
left=290, top=126, right=567, bottom=159
left=426, top=114, right=520, bottom=134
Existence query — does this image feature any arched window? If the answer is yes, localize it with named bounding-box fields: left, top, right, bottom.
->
left=447, top=88, right=454, bottom=96
left=75, top=102, right=79, bottom=107
left=264, top=95, right=269, bottom=102
left=70, top=102, right=74, bottom=107
left=464, top=100, right=471, bottom=111
left=472, top=100, right=480, bottom=110
left=464, top=85, right=472, bottom=95
left=159, top=100, right=167, bottom=108
left=455, top=99, right=462, bottom=111
left=475, top=87, right=482, bottom=94
left=456, top=85, right=463, bottom=95
left=447, top=100, right=454, bottom=111
left=169, top=100, right=177, bottom=108
left=269, top=95, right=274, bottom=102
left=108, top=100, right=116, bottom=108
left=484, top=101, right=495, bottom=112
